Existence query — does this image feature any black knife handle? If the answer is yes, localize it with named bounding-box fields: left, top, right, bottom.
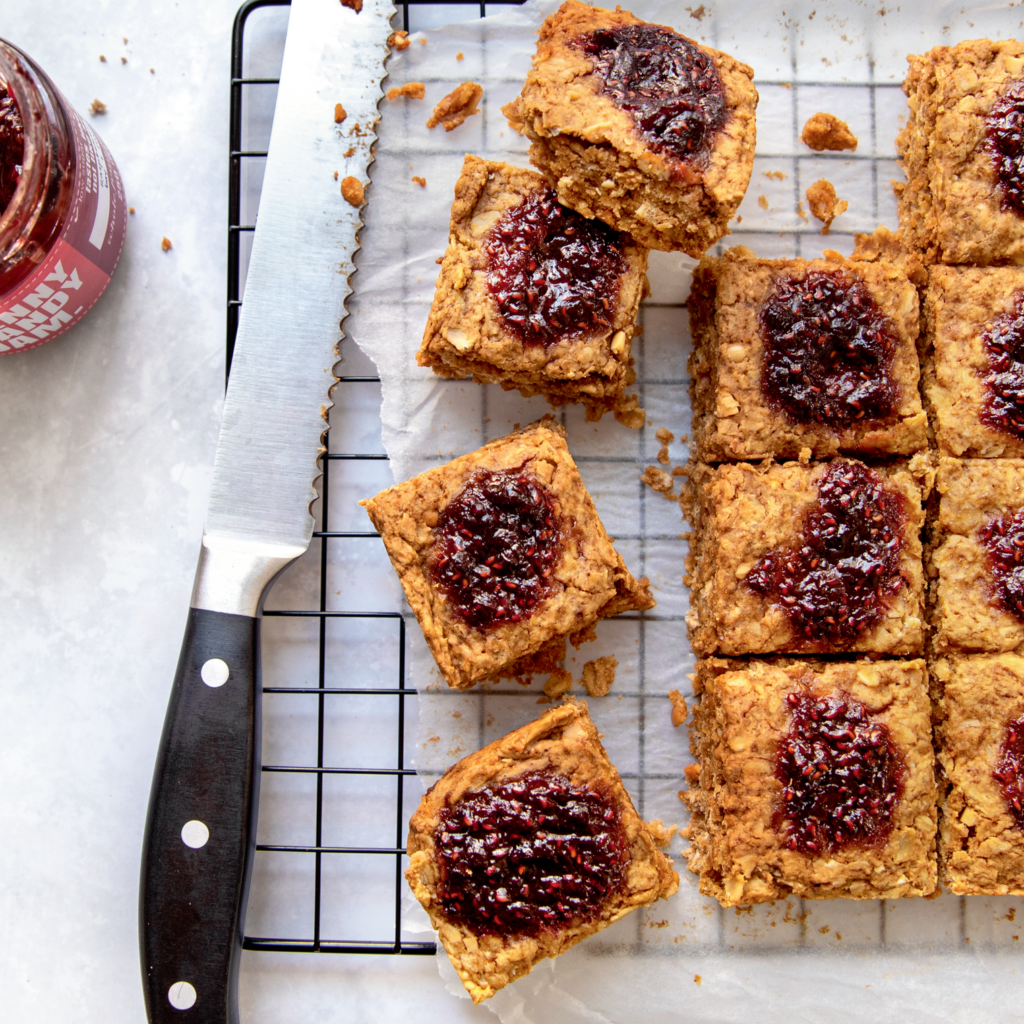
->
left=140, top=608, right=262, bottom=1024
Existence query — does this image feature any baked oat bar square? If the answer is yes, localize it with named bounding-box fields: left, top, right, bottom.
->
left=688, top=251, right=926, bottom=462
left=501, top=0, right=757, bottom=256
left=417, top=155, right=649, bottom=423
left=684, top=658, right=937, bottom=906
left=360, top=419, right=654, bottom=691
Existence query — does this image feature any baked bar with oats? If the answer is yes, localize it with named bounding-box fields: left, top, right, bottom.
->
left=684, top=658, right=937, bottom=907
left=406, top=697, right=678, bottom=1003
left=501, top=0, right=757, bottom=255
left=684, top=458, right=925, bottom=656
left=897, top=38, right=1024, bottom=265
left=926, top=265, right=1024, bottom=458
left=688, top=250, right=926, bottom=462
left=934, top=653, right=1024, bottom=895
left=931, top=457, right=1024, bottom=654
left=360, top=419, right=654, bottom=691
left=417, top=155, right=648, bottom=422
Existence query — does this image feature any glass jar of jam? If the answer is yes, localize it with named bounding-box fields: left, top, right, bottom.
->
left=0, top=38, right=126, bottom=354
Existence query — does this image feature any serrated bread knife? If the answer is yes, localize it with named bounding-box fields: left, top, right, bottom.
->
left=139, top=1, right=393, bottom=1020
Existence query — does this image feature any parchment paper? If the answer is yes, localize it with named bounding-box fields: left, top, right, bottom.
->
left=343, top=2, right=1024, bottom=1019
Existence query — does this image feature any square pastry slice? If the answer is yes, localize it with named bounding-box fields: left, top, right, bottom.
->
left=361, top=419, right=654, bottom=690
left=926, top=266, right=1024, bottom=458
left=688, top=251, right=926, bottom=461
left=934, top=654, right=1024, bottom=895
left=406, top=697, right=678, bottom=1003
left=685, top=658, right=937, bottom=906
left=501, top=0, right=757, bottom=255
left=417, top=155, right=648, bottom=423
left=931, top=458, right=1024, bottom=654
left=897, top=39, right=1024, bottom=265
left=684, top=458, right=925, bottom=656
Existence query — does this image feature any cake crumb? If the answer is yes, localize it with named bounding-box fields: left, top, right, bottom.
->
left=128, top=206, right=135, bottom=215
left=88, top=98, right=107, bottom=116
left=542, top=667, right=573, bottom=701
left=149, top=68, right=155, bottom=74
left=581, top=655, right=617, bottom=697
left=412, top=175, right=426, bottom=187
left=613, top=393, right=646, bottom=430
left=684, top=763, right=700, bottom=782
left=334, top=171, right=338, bottom=180
left=420, top=37, right=426, bottom=44
left=672, top=465, right=688, bottom=476
left=426, top=81, right=483, bottom=131
left=757, top=194, right=769, bottom=210
left=801, top=111, right=858, bottom=152
left=657, top=445, right=670, bottom=464
left=694, top=975, right=702, bottom=987
left=668, top=689, right=688, bottom=727
left=656, top=428, right=674, bottom=444
left=343, top=146, right=355, bottom=158
left=99, top=55, right=106, bottom=62
left=686, top=4, right=708, bottom=19
left=340, top=0, right=363, bottom=12
left=387, top=82, right=425, bottom=100
left=763, top=170, right=787, bottom=181
left=796, top=200, right=808, bottom=222
left=161, top=237, right=172, bottom=252
left=334, top=102, right=347, bottom=123
left=645, top=819, right=678, bottom=848
left=341, top=176, right=365, bottom=207
left=120, top=57, right=127, bottom=65
left=456, top=51, right=464, bottom=61
left=806, top=179, right=848, bottom=233
left=641, top=465, right=675, bottom=496
left=388, top=30, right=411, bottom=50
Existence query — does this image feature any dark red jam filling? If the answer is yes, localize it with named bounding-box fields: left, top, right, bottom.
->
left=429, top=467, right=562, bottom=631
left=775, top=689, right=904, bottom=854
left=979, top=289, right=1024, bottom=439
left=745, top=460, right=908, bottom=648
left=758, top=270, right=900, bottom=429
left=433, top=769, right=629, bottom=938
left=0, top=79, right=24, bottom=216
left=578, top=24, right=727, bottom=165
left=485, top=188, right=628, bottom=346
left=993, top=715, right=1024, bottom=829
left=988, top=79, right=1024, bottom=217
left=978, top=506, right=1024, bottom=621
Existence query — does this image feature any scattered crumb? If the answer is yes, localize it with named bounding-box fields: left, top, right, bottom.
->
left=123, top=37, right=128, bottom=43
left=796, top=200, right=808, bottom=222
left=341, top=176, right=365, bottom=207
left=806, top=178, right=848, bottom=233
left=128, top=206, right=135, bottom=215
left=656, top=427, right=674, bottom=444
left=426, top=81, right=483, bottom=131
left=757, top=194, right=769, bottom=210
left=657, top=445, right=670, bottom=464
left=88, top=98, right=107, bottom=116
left=340, top=0, right=362, bottom=12
left=686, top=4, right=708, bottom=19
left=581, top=655, right=617, bottom=697
left=343, top=146, right=355, bottom=158
left=150, top=68, right=155, bottom=74
left=161, top=237, right=172, bottom=252
left=801, top=111, right=858, bottom=152
left=671, top=465, right=687, bottom=476
left=694, top=975, right=702, bottom=986
left=387, top=82, right=425, bottom=101
left=456, top=51, right=464, bottom=61
left=645, top=819, right=678, bottom=848
left=334, top=171, right=338, bottom=180
left=99, top=55, right=106, bottom=62
left=412, top=175, right=426, bottom=187
left=420, top=37, right=426, bottom=45
left=763, top=170, right=787, bottom=181
left=334, top=102, right=347, bottom=123
left=121, top=57, right=127, bottom=65
left=641, top=465, right=675, bottom=496
left=668, top=689, right=688, bottom=727
left=388, top=30, right=411, bottom=50
left=542, top=667, right=573, bottom=701
left=613, top=393, right=646, bottom=430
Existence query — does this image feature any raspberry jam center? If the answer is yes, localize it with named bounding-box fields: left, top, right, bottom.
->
left=578, top=24, right=727, bottom=165
left=758, top=270, right=900, bottom=429
left=989, top=79, right=1024, bottom=217
left=0, top=79, right=24, bottom=215
left=429, top=467, right=562, bottom=631
left=994, top=715, right=1024, bottom=829
left=433, top=769, right=629, bottom=938
left=775, top=689, right=904, bottom=854
left=485, top=188, right=628, bottom=346
left=978, top=506, right=1024, bottom=620
left=745, top=461, right=908, bottom=648
left=979, top=289, right=1024, bottom=439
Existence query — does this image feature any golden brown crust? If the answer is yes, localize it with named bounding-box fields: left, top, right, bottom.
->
left=360, top=419, right=654, bottom=690
left=501, top=0, right=757, bottom=254
left=684, top=658, right=937, bottom=906
left=687, top=252, right=927, bottom=462
left=406, top=697, right=679, bottom=1002
left=416, top=155, right=648, bottom=421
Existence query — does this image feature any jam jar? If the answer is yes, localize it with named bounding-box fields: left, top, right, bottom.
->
left=0, top=38, right=126, bottom=354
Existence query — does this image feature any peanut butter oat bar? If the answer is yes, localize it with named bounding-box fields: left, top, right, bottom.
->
left=934, top=654, right=1024, bottom=894
left=684, top=658, right=937, bottom=906
left=406, top=697, right=678, bottom=1002
left=502, top=0, right=757, bottom=255
left=361, top=420, right=654, bottom=690
left=688, top=252, right=926, bottom=462
left=897, top=39, right=1024, bottom=265
left=417, top=156, right=648, bottom=421
left=684, top=459, right=925, bottom=656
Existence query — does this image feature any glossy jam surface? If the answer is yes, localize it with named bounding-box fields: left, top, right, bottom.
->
left=758, top=270, right=900, bottom=429
left=988, top=79, right=1024, bottom=217
left=979, top=506, right=1024, bottom=620
left=745, top=461, right=908, bottom=648
left=579, top=24, right=727, bottom=165
left=429, top=467, right=562, bottom=630
left=433, top=769, right=629, bottom=937
left=993, top=715, right=1024, bottom=830
left=0, top=80, right=23, bottom=215
left=979, top=289, right=1024, bottom=439
left=775, top=690, right=904, bottom=854
left=485, top=188, right=627, bottom=346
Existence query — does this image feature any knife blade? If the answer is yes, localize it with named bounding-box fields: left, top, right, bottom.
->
left=139, top=1, right=394, bottom=1020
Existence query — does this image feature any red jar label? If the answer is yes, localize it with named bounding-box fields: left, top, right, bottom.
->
left=0, top=99, right=126, bottom=354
